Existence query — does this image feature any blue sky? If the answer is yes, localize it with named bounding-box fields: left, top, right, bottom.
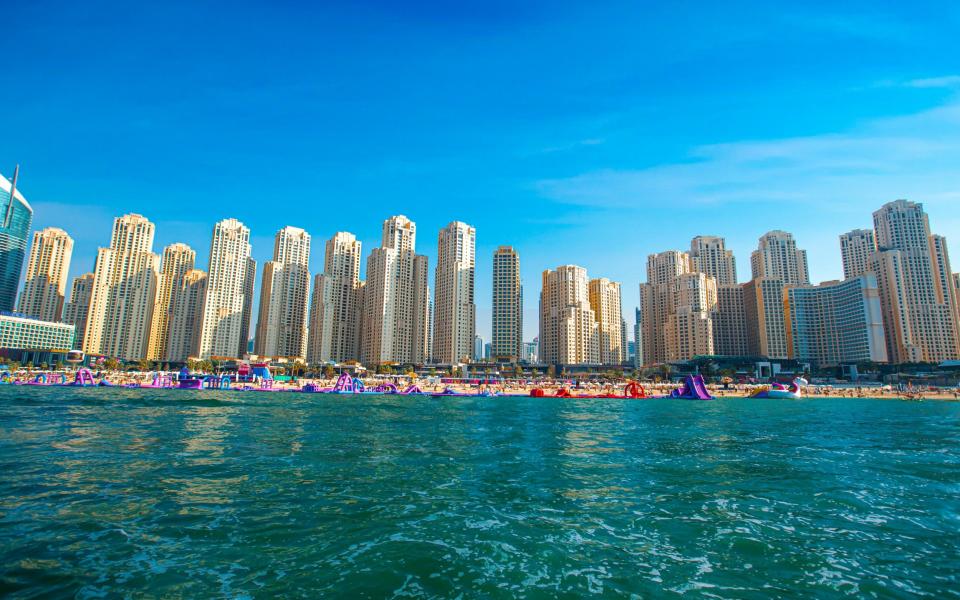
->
left=3, top=0, right=960, bottom=341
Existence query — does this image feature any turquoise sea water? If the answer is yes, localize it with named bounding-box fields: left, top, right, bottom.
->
left=0, top=388, right=958, bottom=598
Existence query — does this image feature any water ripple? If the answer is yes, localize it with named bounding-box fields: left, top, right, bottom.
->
left=0, top=388, right=958, bottom=597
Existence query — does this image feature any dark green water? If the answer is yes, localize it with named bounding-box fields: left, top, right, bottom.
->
left=0, top=388, right=958, bottom=598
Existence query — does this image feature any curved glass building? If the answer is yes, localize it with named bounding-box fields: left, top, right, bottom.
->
left=0, top=168, right=33, bottom=312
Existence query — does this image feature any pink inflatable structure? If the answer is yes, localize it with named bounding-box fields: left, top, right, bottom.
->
left=72, top=368, right=96, bottom=387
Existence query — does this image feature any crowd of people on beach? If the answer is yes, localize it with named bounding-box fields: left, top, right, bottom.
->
left=3, top=367, right=959, bottom=400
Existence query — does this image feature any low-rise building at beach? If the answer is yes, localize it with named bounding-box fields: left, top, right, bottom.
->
left=0, top=312, right=75, bottom=353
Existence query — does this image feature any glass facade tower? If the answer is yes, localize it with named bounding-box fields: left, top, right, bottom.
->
left=0, top=168, right=33, bottom=312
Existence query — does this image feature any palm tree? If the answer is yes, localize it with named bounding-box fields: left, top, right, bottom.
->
left=659, top=363, right=671, bottom=381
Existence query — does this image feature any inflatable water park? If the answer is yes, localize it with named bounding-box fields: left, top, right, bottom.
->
left=0, top=366, right=812, bottom=401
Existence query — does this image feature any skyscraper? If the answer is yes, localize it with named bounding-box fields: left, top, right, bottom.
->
left=255, top=226, right=311, bottom=359
left=640, top=251, right=717, bottom=364
left=166, top=269, right=207, bottom=362
left=307, top=232, right=363, bottom=364
left=839, top=229, right=876, bottom=280
left=750, top=230, right=810, bottom=286
left=633, top=306, right=643, bottom=368
left=743, top=278, right=788, bottom=359
left=491, top=246, right=522, bottom=362
left=588, top=278, right=624, bottom=365
left=239, top=256, right=257, bottom=358
left=147, top=243, right=195, bottom=361
left=713, top=284, right=748, bottom=357
left=870, top=200, right=957, bottom=362
left=411, top=255, right=431, bottom=364
left=0, top=167, right=33, bottom=312
left=18, top=227, right=73, bottom=322
left=432, top=221, right=476, bottom=364
left=784, top=275, right=888, bottom=366
left=953, top=273, right=960, bottom=334
left=84, top=214, right=160, bottom=360
left=690, top=236, right=737, bottom=285
left=63, top=273, right=94, bottom=350
left=930, top=235, right=960, bottom=355
left=198, top=218, right=255, bottom=359
left=539, top=265, right=599, bottom=365
left=361, top=215, right=429, bottom=365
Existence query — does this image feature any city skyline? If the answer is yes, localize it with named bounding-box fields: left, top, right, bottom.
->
left=5, top=2, right=960, bottom=341
left=10, top=163, right=959, bottom=344
left=5, top=168, right=960, bottom=367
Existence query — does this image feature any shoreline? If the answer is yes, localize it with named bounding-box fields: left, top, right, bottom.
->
left=2, top=373, right=958, bottom=401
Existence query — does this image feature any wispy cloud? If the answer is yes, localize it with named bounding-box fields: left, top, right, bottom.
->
left=536, top=99, right=960, bottom=212
left=536, top=137, right=606, bottom=155
left=904, top=75, right=960, bottom=89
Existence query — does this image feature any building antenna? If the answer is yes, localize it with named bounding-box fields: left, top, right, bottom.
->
left=4, top=164, right=18, bottom=228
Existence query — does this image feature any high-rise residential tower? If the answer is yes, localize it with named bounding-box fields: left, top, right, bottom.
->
left=239, top=256, right=257, bottom=357
left=361, top=215, right=430, bottom=365
left=166, top=269, right=208, bottom=362
left=871, top=200, right=957, bottom=362
left=412, top=255, right=431, bottom=364
left=0, top=167, right=33, bottom=312
left=640, top=251, right=717, bottom=364
left=539, top=265, right=599, bottom=365
left=588, top=278, right=624, bottom=365
left=953, top=273, right=960, bottom=334
left=198, top=218, right=255, bottom=359
left=84, top=214, right=160, bottom=360
left=307, top=232, right=363, bottom=364
left=432, top=221, right=476, bottom=364
left=633, top=306, right=643, bottom=368
left=743, top=278, right=788, bottom=359
left=491, top=246, right=522, bottom=362
left=63, top=273, right=94, bottom=349
left=839, top=229, right=876, bottom=280
left=146, top=243, right=195, bottom=360
left=255, top=226, right=311, bottom=359
left=18, top=227, right=73, bottom=322
left=690, top=236, right=737, bottom=285
left=750, top=230, right=810, bottom=286
left=713, top=284, right=748, bottom=357
left=930, top=234, right=960, bottom=355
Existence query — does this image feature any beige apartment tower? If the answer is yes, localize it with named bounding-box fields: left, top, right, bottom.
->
left=750, top=230, right=810, bottom=286
left=953, top=273, right=960, bottom=334
left=147, top=243, right=196, bottom=360
left=18, top=227, right=73, bottom=322
left=411, top=255, right=431, bottom=364
left=839, top=229, right=876, bottom=280
left=361, top=215, right=430, bottom=365
left=690, top=236, right=737, bottom=285
left=491, top=246, right=522, bottom=362
left=307, top=232, right=363, bottom=364
left=255, top=226, right=311, bottom=359
left=640, top=251, right=717, bottom=364
left=743, top=278, right=788, bottom=359
left=198, top=218, right=255, bottom=359
left=539, top=265, right=599, bottom=365
left=871, top=200, right=957, bottom=362
left=84, top=214, right=160, bottom=360
left=432, top=221, right=476, bottom=364
left=588, top=278, right=624, bottom=365
left=166, top=269, right=208, bottom=362
left=63, top=273, right=94, bottom=350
